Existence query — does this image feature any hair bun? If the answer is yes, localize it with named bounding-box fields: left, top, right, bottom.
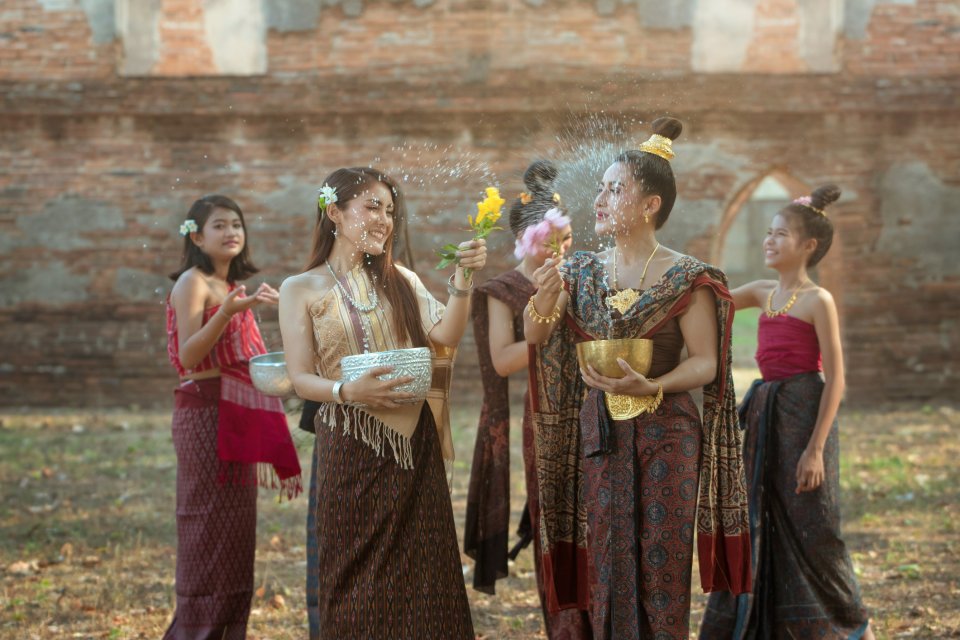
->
left=523, top=159, right=559, bottom=194
left=810, top=184, right=841, bottom=210
left=651, top=116, right=683, bottom=141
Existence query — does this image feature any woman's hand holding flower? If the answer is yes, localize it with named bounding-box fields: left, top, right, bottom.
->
left=436, top=187, right=503, bottom=279
left=455, top=239, right=487, bottom=274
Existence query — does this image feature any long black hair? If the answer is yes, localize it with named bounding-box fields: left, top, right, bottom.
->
left=168, top=194, right=260, bottom=283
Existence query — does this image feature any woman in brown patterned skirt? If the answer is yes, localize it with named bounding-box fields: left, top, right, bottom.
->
left=464, top=160, right=591, bottom=638
left=279, top=167, right=485, bottom=639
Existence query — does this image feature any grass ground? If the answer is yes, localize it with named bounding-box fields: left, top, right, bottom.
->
left=1, top=393, right=958, bottom=639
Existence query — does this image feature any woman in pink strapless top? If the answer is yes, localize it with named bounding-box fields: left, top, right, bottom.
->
left=700, top=185, right=874, bottom=640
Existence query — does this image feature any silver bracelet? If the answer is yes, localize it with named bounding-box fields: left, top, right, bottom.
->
left=331, top=380, right=344, bottom=404
left=447, top=273, right=473, bottom=298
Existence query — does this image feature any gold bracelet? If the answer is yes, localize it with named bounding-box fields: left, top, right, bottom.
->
left=527, top=294, right=561, bottom=324
left=648, top=380, right=664, bottom=413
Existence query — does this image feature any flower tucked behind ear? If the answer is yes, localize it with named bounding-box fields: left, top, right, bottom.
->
left=317, top=184, right=338, bottom=212
left=179, top=219, right=198, bottom=236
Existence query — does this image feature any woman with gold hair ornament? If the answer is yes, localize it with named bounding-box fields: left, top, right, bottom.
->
left=464, top=159, right=592, bottom=638
left=524, top=117, right=752, bottom=639
left=699, top=186, right=874, bottom=640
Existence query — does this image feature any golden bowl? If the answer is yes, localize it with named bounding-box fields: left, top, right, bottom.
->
left=576, top=338, right=653, bottom=378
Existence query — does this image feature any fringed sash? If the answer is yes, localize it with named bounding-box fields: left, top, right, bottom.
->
left=310, top=265, right=454, bottom=470
left=316, top=402, right=415, bottom=469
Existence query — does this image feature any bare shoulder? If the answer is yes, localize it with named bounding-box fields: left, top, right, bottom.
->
left=750, top=279, right=779, bottom=293
left=170, top=267, right=209, bottom=304
left=811, top=285, right=837, bottom=310
left=280, top=270, right=335, bottom=303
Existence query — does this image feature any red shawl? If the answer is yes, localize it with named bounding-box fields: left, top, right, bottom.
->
left=168, top=299, right=302, bottom=499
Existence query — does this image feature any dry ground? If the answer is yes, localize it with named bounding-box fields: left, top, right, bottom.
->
left=1, top=395, right=958, bottom=639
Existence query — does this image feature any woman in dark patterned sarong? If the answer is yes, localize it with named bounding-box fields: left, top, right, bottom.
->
left=464, top=161, right=591, bottom=638
left=699, top=186, right=874, bottom=639
left=279, top=167, right=484, bottom=639
left=164, top=195, right=302, bottom=640
left=525, top=118, right=752, bottom=640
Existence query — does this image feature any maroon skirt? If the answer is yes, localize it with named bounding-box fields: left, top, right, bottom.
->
left=164, top=379, right=257, bottom=640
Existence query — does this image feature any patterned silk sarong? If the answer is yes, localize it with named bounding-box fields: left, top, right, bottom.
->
left=699, top=374, right=869, bottom=639
left=163, top=379, right=257, bottom=640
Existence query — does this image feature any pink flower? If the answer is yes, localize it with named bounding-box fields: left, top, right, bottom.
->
left=543, top=207, right=571, bottom=230
left=792, top=196, right=812, bottom=206
left=514, top=220, right=552, bottom=259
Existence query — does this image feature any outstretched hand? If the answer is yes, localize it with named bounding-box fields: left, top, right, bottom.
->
left=221, top=283, right=279, bottom=317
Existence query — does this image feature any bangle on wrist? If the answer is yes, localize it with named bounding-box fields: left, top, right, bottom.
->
left=648, top=379, right=664, bottom=412
left=447, top=274, right=473, bottom=298
left=332, top=380, right=345, bottom=404
left=526, top=294, right=561, bottom=324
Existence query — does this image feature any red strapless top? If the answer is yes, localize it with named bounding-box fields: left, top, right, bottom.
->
left=166, top=296, right=266, bottom=379
left=755, top=313, right=822, bottom=382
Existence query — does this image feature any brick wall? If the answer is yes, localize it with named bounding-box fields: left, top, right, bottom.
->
left=1, top=0, right=958, bottom=407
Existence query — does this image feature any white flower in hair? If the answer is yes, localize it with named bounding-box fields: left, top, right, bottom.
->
left=317, top=184, right=338, bottom=211
left=179, top=219, right=198, bottom=236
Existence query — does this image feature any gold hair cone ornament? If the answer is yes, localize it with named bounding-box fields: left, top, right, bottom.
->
left=576, top=338, right=659, bottom=420
left=638, top=133, right=675, bottom=161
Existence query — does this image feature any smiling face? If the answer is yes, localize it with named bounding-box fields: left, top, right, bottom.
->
left=328, top=181, right=396, bottom=257
left=593, top=161, right=660, bottom=238
left=764, top=213, right=816, bottom=269
left=192, top=207, right=245, bottom=262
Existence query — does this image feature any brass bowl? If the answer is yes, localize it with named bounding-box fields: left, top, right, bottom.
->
left=576, top=338, right=653, bottom=378
left=249, top=352, right=295, bottom=397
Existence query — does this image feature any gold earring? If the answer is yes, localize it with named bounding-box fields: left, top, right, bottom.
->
left=643, top=212, right=650, bottom=224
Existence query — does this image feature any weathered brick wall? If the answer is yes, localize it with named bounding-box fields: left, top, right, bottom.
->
left=1, top=0, right=957, bottom=407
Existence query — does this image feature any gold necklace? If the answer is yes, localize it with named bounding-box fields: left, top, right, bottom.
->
left=764, top=279, right=809, bottom=318
left=606, top=242, right=660, bottom=314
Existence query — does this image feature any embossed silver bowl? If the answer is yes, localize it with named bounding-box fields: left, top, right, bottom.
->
left=339, top=347, right=433, bottom=404
left=249, top=352, right=295, bottom=398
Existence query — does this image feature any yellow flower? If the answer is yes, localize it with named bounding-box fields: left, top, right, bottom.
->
left=473, top=188, right=503, bottom=227
left=484, top=187, right=505, bottom=211
left=475, top=202, right=488, bottom=225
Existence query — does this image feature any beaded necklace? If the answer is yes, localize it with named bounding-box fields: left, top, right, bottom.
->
left=326, top=261, right=377, bottom=352
left=326, top=261, right=379, bottom=313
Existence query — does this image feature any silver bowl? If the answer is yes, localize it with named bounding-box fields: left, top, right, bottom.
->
left=339, top=347, right=433, bottom=404
left=249, top=352, right=294, bottom=398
